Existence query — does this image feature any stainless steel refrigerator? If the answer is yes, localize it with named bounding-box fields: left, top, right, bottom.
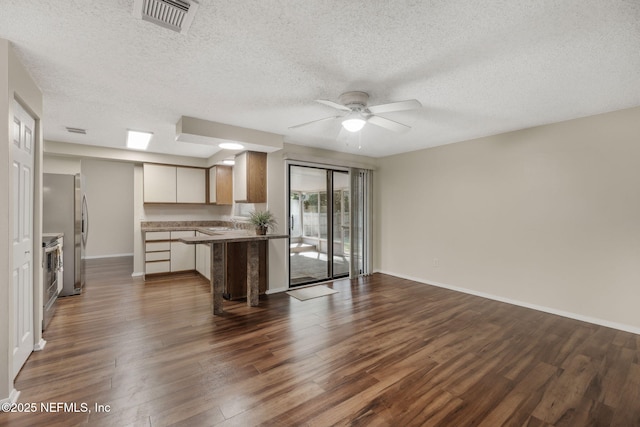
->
left=43, top=173, right=88, bottom=296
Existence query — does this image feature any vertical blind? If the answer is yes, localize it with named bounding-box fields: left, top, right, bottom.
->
left=350, top=168, right=372, bottom=277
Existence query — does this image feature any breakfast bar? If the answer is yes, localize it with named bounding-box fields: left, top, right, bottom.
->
left=179, top=231, right=288, bottom=315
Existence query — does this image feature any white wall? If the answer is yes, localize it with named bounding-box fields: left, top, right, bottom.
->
left=42, top=155, right=80, bottom=174
left=375, top=106, right=640, bottom=333
left=82, top=159, right=135, bottom=258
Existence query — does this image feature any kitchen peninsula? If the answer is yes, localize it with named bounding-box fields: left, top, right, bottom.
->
left=141, top=221, right=288, bottom=315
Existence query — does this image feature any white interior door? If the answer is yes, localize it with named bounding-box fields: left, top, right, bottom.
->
left=12, top=100, right=35, bottom=378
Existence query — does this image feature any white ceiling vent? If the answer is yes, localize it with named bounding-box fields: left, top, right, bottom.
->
left=133, top=0, right=199, bottom=34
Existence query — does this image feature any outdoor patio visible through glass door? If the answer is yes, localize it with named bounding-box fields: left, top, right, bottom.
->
left=289, top=165, right=350, bottom=286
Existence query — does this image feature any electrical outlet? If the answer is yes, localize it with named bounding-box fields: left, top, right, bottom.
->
left=433, top=258, right=439, bottom=267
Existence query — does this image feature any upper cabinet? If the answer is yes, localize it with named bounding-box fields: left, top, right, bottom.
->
left=209, top=165, right=233, bottom=205
left=143, top=164, right=177, bottom=203
left=143, top=164, right=206, bottom=204
left=233, top=151, right=267, bottom=203
left=177, top=167, right=206, bottom=203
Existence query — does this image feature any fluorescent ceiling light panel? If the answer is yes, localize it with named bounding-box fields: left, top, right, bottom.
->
left=127, top=130, right=153, bottom=150
left=219, top=142, right=244, bottom=150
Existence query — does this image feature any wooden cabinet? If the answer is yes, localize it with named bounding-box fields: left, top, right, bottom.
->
left=143, top=163, right=206, bottom=204
left=233, top=151, right=267, bottom=203
left=208, top=165, right=233, bottom=205
left=143, top=164, right=176, bottom=203
left=177, top=168, right=206, bottom=203
left=170, top=231, right=196, bottom=272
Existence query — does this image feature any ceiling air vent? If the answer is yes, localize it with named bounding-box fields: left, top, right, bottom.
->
left=133, top=0, right=199, bottom=34
left=66, top=127, right=87, bottom=135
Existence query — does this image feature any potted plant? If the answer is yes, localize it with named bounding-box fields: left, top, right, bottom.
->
left=249, top=210, right=277, bottom=235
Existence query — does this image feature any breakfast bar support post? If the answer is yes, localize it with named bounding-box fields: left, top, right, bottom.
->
left=247, top=241, right=259, bottom=306
left=211, top=242, right=225, bottom=315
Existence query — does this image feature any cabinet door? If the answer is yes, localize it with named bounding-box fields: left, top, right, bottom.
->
left=170, top=242, right=195, bottom=271
left=195, top=242, right=211, bottom=280
left=209, top=165, right=233, bottom=205
left=246, top=151, right=267, bottom=202
left=177, top=167, right=206, bottom=203
left=144, top=164, right=176, bottom=203
left=195, top=232, right=210, bottom=279
left=170, top=231, right=196, bottom=271
left=233, top=152, right=248, bottom=202
left=233, top=151, right=266, bottom=203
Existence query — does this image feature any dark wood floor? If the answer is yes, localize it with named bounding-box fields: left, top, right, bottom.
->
left=2, top=257, right=639, bottom=426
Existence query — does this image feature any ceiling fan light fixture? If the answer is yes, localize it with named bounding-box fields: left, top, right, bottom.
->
left=342, top=118, right=366, bottom=132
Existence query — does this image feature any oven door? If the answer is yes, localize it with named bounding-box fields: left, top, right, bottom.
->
left=43, top=245, right=59, bottom=330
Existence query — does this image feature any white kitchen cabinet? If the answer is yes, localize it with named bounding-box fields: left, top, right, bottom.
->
left=170, top=230, right=196, bottom=272
left=233, top=151, right=267, bottom=203
left=144, top=231, right=171, bottom=275
left=143, top=164, right=177, bottom=203
left=146, top=261, right=170, bottom=274
left=177, top=167, right=206, bottom=203
left=208, top=165, right=233, bottom=205
left=143, top=164, right=206, bottom=204
left=195, top=232, right=211, bottom=280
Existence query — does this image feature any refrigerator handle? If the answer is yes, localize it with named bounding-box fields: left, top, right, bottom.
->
left=82, top=194, right=89, bottom=245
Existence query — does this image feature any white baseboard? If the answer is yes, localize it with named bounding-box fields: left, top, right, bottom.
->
left=0, top=388, right=20, bottom=405
left=131, top=272, right=144, bottom=278
left=266, top=286, right=289, bottom=295
left=374, top=270, right=640, bottom=335
left=34, top=338, right=47, bottom=351
left=84, top=253, right=134, bottom=260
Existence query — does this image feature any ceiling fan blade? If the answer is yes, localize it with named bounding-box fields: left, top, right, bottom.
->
left=368, top=99, right=422, bottom=114
left=288, top=116, right=340, bottom=130
left=367, top=115, right=411, bottom=132
left=315, top=99, right=352, bottom=112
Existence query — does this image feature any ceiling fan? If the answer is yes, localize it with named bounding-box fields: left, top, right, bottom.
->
left=290, top=91, right=422, bottom=133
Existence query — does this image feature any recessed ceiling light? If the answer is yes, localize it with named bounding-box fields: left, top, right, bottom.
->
left=219, top=142, right=244, bottom=150
left=222, top=159, right=235, bottom=165
left=127, top=130, right=153, bottom=150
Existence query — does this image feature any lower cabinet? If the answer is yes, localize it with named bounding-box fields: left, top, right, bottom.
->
left=145, top=230, right=268, bottom=298
left=145, top=231, right=171, bottom=275
left=195, top=232, right=211, bottom=280
left=144, top=230, right=195, bottom=276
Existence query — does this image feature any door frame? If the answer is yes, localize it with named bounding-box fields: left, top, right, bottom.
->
left=286, top=161, right=351, bottom=287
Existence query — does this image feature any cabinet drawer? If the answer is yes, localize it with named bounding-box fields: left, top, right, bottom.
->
left=146, top=241, right=170, bottom=252
left=146, top=251, right=170, bottom=262
left=171, top=230, right=196, bottom=239
left=146, top=261, right=170, bottom=274
left=145, top=231, right=170, bottom=241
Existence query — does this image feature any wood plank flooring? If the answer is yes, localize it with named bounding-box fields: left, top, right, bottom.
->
left=2, top=257, right=639, bottom=426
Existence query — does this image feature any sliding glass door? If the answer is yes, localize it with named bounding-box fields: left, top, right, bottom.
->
left=289, top=165, right=350, bottom=286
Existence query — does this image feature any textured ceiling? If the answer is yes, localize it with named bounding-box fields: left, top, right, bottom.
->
left=1, top=0, right=639, bottom=158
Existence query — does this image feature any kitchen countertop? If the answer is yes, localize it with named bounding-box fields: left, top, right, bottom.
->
left=141, top=221, right=288, bottom=243
left=179, top=231, right=289, bottom=244
left=141, top=220, right=247, bottom=233
left=141, top=221, right=286, bottom=315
